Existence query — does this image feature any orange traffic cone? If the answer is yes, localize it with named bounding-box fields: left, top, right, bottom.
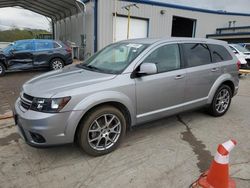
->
left=191, top=139, right=237, bottom=188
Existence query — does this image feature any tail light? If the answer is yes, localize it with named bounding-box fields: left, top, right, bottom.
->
left=65, top=46, right=72, bottom=54
left=236, top=60, right=241, bottom=70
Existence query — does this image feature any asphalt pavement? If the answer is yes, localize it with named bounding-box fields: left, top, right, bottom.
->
left=0, top=71, right=249, bottom=188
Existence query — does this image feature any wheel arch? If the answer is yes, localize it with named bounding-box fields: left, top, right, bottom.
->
left=49, top=56, right=65, bottom=65
left=0, top=60, right=7, bottom=69
left=208, top=74, right=236, bottom=104
left=73, top=101, right=132, bottom=143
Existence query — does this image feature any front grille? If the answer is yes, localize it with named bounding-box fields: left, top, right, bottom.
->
left=23, top=93, right=34, bottom=101
left=20, top=93, right=33, bottom=110
left=20, top=99, right=31, bottom=110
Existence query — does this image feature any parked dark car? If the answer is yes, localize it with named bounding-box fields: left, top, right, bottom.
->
left=0, top=39, right=73, bottom=76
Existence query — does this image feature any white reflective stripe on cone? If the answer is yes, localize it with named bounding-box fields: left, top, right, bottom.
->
left=222, top=140, right=235, bottom=153
left=214, top=152, right=229, bottom=164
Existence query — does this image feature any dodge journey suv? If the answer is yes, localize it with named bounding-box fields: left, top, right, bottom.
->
left=0, top=39, right=72, bottom=76
left=14, top=38, right=239, bottom=156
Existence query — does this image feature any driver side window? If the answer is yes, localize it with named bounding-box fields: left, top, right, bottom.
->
left=14, top=41, right=33, bottom=51
left=144, top=44, right=181, bottom=73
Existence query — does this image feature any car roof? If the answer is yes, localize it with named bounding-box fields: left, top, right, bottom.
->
left=15, top=39, right=56, bottom=43
left=120, top=37, right=228, bottom=45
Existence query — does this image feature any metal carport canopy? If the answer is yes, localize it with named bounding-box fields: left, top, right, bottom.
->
left=0, top=0, right=82, bottom=21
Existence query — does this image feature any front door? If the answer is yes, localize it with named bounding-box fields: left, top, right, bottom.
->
left=135, top=43, right=187, bottom=123
left=7, top=40, right=34, bottom=70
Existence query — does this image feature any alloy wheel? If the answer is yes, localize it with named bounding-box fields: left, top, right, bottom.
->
left=215, top=89, right=230, bottom=114
left=87, top=114, right=121, bottom=151
left=52, top=60, right=63, bottom=70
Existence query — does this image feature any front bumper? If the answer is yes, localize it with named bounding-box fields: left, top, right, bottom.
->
left=14, top=98, right=82, bottom=147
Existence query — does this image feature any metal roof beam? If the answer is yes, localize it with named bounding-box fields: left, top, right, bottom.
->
left=21, top=0, right=64, bottom=19
left=40, top=0, right=74, bottom=17
left=59, top=0, right=80, bottom=14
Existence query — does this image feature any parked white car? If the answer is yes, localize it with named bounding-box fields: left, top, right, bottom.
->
left=229, top=44, right=250, bottom=68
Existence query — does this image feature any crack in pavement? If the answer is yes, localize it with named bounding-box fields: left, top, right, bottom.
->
left=177, top=115, right=213, bottom=173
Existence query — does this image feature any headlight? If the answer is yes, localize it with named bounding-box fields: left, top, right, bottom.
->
left=30, top=97, right=71, bottom=113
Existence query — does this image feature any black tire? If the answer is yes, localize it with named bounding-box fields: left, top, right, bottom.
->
left=208, top=85, right=232, bottom=117
left=50, top=58, right=64, bottom=70
left=78, top=105, right=126, bottom=156
left=0, top=63, right=6, bottom=77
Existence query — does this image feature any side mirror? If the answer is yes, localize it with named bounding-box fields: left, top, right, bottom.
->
left=138, top=62, right=157, bottom=75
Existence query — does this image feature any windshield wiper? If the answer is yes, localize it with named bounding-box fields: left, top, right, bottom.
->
left=77, top=64, right=102, bottom=72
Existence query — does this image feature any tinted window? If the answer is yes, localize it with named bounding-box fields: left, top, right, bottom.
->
left=14, top=41, right=33, bottom=51
left=53, top=42, right=61, bottom=48
left=209, top=44, right=233, bottom=62
left=144, top=44, right=181, bottom=73
left=245, top=44, right=250, bottom=51
left=182, top=43, right=211, bottom=67
left=35, top=41, right=53, bottom=50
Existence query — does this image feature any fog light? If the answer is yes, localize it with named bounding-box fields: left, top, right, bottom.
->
left=30, top=132, right=46, bottom=143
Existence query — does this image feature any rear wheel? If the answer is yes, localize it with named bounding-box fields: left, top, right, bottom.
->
left=208, top=85, right=232, bottom=117
left=50, top=58, right=64, bottom=70
left=0, top=63, right=6, bottom=76
left=78, top=106, right=126, bottom=156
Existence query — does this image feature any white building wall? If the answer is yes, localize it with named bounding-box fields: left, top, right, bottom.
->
left=54, top=0, right=250, bottom=56
left=98, top=0, right=250, bottom=50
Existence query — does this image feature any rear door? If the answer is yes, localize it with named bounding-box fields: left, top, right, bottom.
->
left=7, top=41, right=34, bottom=70
left=181, top=43, right=220, bottom=103
left=33, top=40, right=54, bottom=68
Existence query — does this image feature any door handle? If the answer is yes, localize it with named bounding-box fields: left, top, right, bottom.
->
left=175, top=75, right=185, bottom=80
left=211, top=67, right=219, bottom=72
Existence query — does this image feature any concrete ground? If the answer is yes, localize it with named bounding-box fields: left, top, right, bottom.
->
left=0, top=70, right=250, bottom=188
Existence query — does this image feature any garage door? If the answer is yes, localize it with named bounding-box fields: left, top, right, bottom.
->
left=113, top=16, right=148, bottom=42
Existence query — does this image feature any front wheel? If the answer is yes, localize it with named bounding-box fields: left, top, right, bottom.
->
left=78, top=106, right=126, bottom=156
left=0, top=63, right=6, bottom=76
left=208, top=85, right=232, bottom=117
left=50, top=58, right=64, bottom=70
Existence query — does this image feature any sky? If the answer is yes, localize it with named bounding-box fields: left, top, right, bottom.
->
left=0, top=0, right=250, bottom=31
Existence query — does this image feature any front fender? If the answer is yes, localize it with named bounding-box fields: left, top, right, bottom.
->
left=207, top=73, right=235, bottom=104
left=65, top=91, right=136, bottom=140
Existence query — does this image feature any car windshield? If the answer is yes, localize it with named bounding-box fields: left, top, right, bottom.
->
left=78, top=42, right=149, bottom=74
left=232, top=44, right=250, bottom=53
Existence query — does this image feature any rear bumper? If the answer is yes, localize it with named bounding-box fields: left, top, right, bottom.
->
left=65, top=54, right=73, bottom=65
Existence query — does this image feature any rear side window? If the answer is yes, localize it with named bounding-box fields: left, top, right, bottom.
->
left=35, top=41, right=53, bottom=50
left=182, top=43, right=211, bottom=67
left=144, top=44, right=181, bottom=73
left=245, top=44, right=250, bottom=51
left=209, top=44, right=233, bottom=62
left=53, top=42, right=61, bottom=49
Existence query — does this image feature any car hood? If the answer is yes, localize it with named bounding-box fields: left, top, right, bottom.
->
left=23, top=65, right=117, bottom=98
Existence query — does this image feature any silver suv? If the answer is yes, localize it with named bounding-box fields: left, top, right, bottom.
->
left=14, top=38, right=239, bottom=156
